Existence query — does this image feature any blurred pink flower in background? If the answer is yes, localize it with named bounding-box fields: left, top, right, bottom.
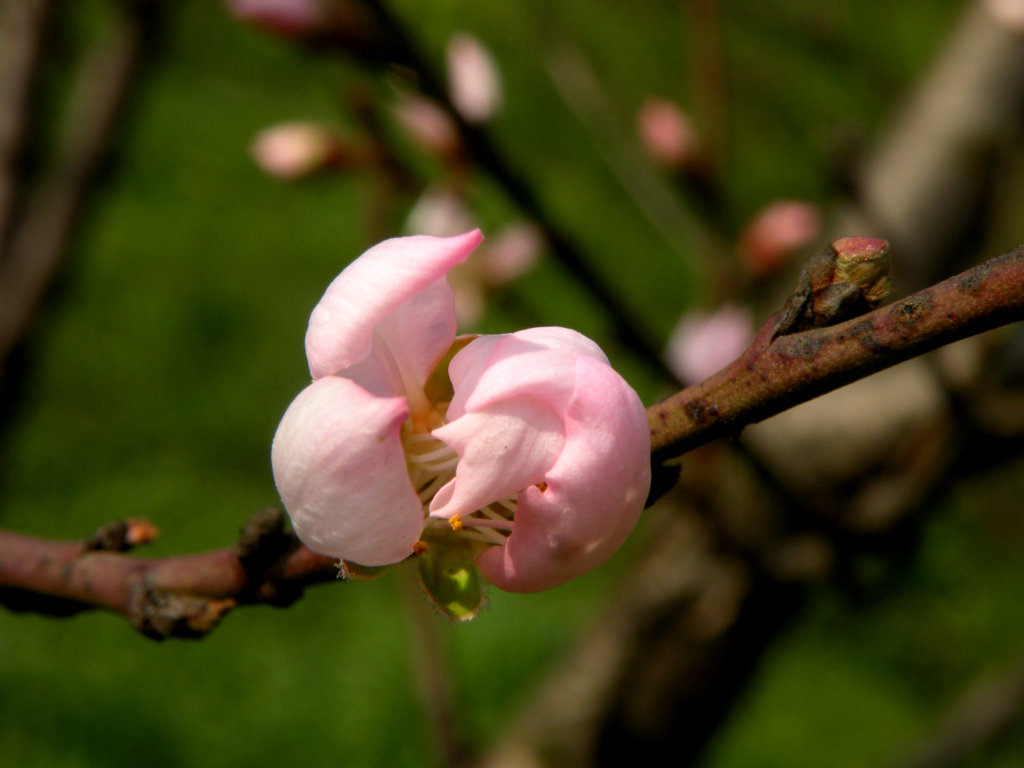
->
left=271, top=231, right=649, bottom=595
left=446, top=33, right=503, bottom=123
left=477, top=221, right=542, bottom=284
left=405, top=188, right=542, bottom=325
left=250, top=121, right=347, bottom=180
left=226, top=0, right=331, bottom=38
left=392, top=94, right=462, bottom=162
left=665, top=304, right=754, bottom=385
left=405, top=186, right=476, bottom=237
left=738, top=199, right=822, bottom=278
left=636, top=97, right=700, bottom=170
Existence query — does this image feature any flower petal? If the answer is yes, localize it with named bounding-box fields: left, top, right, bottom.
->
left=506, top=326, right=609, bottom=363
left=271, top=376, right=424, bottom=565
left=445, top=327, right=608, bottom=420
left=305, top=230, right=483, bottom=382
left=428, top=398, right=564, bottom=519
left=430, top=330, right=598, bottom=519
left=475, top=355, right=651, bottom=592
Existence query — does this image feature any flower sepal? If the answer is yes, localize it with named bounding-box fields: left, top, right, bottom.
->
left=415, top=528, right=487, bottom=622
left=339, top=560, right=393, bottom=581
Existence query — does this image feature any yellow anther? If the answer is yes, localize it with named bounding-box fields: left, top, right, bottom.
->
left=448, top=514, right=464, bottom=531
left=412, top=540, right=429, bottom=555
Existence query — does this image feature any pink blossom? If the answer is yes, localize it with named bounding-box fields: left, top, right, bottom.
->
left=226, top=0, right=330, bottom=38
left=404, top=187, right=476, bottom=238
left=392, top=95, right=461, bottom=161
left=446, top=33, right=503, bottom=123
left=479, top=222, right=542, bottom=284
left=271, top=231, right=650, bottom=594
left=636, top=97, right=700, bottom=170
left=665, top=304, right=754, bottom=385
left=739, top=200, right=822, bottom=278
left=250, top=122, right=342, bottom=180
left=403, top=188, right=542, bottom=325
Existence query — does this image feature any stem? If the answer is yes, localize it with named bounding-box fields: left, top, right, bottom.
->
left=397, top=566, right=473, bottom=768
left=0, top=509, right=338, bottom=640
left=649, top=244, right=1024, bottom=464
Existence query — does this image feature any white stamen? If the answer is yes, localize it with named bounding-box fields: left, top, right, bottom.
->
left=399, top=400, right=520, bottom=551
left=460, top=517, right=514, bottom=530
left=477, top=505, right=514, bottom=524
left=457, top=526, right=509, bottom=546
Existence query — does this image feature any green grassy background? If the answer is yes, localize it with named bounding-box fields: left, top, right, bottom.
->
left=2, top=1, right=1023, bottom=765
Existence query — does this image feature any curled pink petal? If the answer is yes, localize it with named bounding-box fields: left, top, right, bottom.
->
left=429, top=399, right=564, bottom=519
left=305, top=230, right=483, bottom=382
left=446, top=327, right=608, bottom=420
left=476, top=355, right=651, bottom=592
left=508, top=326, right=609, bottom=362
left=271, top=376, right=424, bottom=565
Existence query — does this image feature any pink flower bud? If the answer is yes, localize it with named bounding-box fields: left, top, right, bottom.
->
left=479, top=222, right=542, bottom=284
left=446, top=33, right=503, bottom=123
left=739, top=200, right=822, bottom=278
left=250, top=122, right=342, bottom=180
left=665, top=304, right=754, bottom=385
left=404, top=187, right=476, bottom=238
left=637, top=97, right=700, bottom=169
left=226, top=0, right=331, bottom=38
left=392, top=95, right=461, bottom=160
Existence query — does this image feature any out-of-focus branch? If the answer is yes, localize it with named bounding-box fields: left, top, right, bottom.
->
left=649, top=243, right=1024, bottom=470
left=541, top=44, right=705, bottom=273
left=0, top=0, right=54, bottom=250
left=353, top=0, right=679, bottom=383
left=0, top=0, right=162, bottom=375
left=0, top=508, right=338, bottom=640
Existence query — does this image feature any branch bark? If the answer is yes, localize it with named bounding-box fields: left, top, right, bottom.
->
left=0, top=509, right=338, bottom=639
left=649, top=243, right=1024, bottom=468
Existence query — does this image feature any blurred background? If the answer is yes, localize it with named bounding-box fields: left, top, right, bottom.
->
left=2, top=0, right=1024, bottom=766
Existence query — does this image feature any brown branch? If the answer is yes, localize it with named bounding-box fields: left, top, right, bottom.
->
left=0, top=508, right=338, bottom=640
left=0, top=0, right=54, bottom=251
left=649, top=243, right=1024, bottom=468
